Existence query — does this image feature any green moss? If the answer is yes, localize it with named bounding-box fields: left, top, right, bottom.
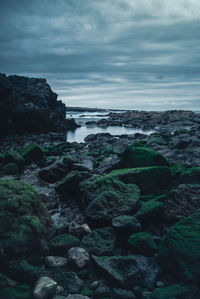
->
left=180, top=167, right=200, bottom=184
left=80, top=287, right=93, bottom=296
left=120, top=146, right=169, bottom=168
left=158, top=209, right=200, bottom=281
left=128, top=232, right=158, bottom=256
left=2, top=163, right=19, bottom=174
left=110, top=166, right=171, bottom=194
left=151, top=283, right=200, bottom=299
left=132, top=140, right=147, bottom=147
left=81, top=174, right=140, bottom=222
left=50, top=234, right=79, bottom=253
left=0, top=180, right=50, bottom=263
left=170, top=164, right=188, bottom=178
left=136, top=199, right=164, bottom=223
left=0, top=284, right=31, bottom=299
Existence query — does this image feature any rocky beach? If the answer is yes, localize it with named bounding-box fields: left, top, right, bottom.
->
left=0, top=74, right=200, bottom=299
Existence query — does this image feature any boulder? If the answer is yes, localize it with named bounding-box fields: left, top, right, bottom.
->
left=80, top=175, right=140, bottom=223
left=110, top=167, right=171, bottom=194
left=80, top=227, right=116, bottom=256
left=92, top=254, right=160, bottom=289
left=158, top=209, right=200, bottom=281
left=136, top=199, right=164, bottom=223
left=0, top=180, right=50, bottom=267
left=0, top=73, right=67, bottom=138
left=120, top=146, right=169, bottom=168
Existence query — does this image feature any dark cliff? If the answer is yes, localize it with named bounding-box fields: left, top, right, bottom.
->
left=0, top=73, right=68, bottom=137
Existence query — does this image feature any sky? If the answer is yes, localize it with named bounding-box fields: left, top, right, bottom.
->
left=0, top=0, right=200, bottom=110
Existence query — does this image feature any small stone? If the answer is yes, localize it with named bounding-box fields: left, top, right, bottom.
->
left=33, top=276, right=57, bottom=299
left=68, top=247, right=90, bottom=268
left=141, top=291, right=152, bottom=299
left=69, top=222, right=91, bottom=238
left=45, top=256, right=68, bottom=268
left=90, top=281, right=99, bottom=289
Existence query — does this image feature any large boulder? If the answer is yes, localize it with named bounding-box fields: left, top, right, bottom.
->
left=120, top=146, right=169, bottom=168
left=110, top=167, right=171, bottom=194
left=80, top=175, right=140, bottom=224
left=158, top=209, right=200, bottom=281
left=92, top=255, right=160, bottom=289
left=0, top=73, right=67, bottom=138
left=0, top=180, right=50, bottom=268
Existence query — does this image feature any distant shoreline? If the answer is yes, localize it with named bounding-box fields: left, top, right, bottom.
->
left=66, top=106, right=200, bottom=113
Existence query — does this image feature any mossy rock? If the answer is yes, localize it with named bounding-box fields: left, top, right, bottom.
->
left=110, top=166, right=171, bottom=194
left=158, top=209, right=200, bottom=281
left=120, top=146, right=169, bottom=168
left=2, top=163, right=19, bottom=174
left=8, top=259, right=40, bottom=285
left=128, top=232, right=158, bottom=257
left=151, top=283, right=200, bottom=299
left=0, top=284, right=31, bottom=299
left=0, top=180, right=50, bottom=265
left=50, top=234, right=79, bottom=253
left=80, top=227, right=116, bottom=256
left=136, top=199, right=164, bottom=223
left=53, top=269, right=83, bottom=293
left=80, top=175, right=140, bottom=223
left=22, top=142, right=44, bottom=162
left=4, top=150, right=25, bottom=166
left=180, top=167, right=200, bottom=184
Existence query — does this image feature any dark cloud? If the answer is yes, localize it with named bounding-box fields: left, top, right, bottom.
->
left=0, top=0, right=200, bottom=110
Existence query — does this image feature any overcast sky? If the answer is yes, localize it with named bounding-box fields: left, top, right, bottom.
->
left=0, top=0, right=200, bottom=110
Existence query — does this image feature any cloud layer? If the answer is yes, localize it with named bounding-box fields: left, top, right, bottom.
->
left=0, top=0, right=200, bottom=110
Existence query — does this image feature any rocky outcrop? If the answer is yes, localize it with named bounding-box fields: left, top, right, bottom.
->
left=0, top=73, right=68, bottom=137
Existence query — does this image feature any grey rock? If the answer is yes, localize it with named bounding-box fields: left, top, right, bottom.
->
left=33, top=276, right=57, bottom=299
left=68, top=247, right=90, bottom=268
left=92, top=255, right=160, bottom=289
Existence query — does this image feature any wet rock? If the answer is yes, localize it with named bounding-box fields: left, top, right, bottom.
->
left=80, top=175, right=140, bottom=223
left=33, top=277, right=57, bottom=299
left=53, top=270, right=83, bottom=293
left=92, top=254, right=160, bottom=289
left=45, top=256, right=68, bottom=268
left=68, top=247, right=90, bottom=268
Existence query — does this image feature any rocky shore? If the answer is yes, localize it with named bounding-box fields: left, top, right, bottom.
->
left=0, top=75, right=200, bottom=299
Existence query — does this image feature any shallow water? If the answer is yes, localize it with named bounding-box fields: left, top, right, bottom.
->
left=66, top=111, right=154, bottom=143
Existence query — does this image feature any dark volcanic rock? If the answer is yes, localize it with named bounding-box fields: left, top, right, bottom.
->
left=0, top=73, right=67, bottom=137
